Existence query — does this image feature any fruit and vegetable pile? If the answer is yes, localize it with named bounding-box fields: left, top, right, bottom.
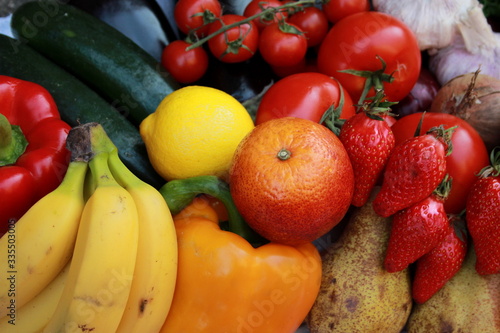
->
left=0, top=0, right=499, bottom=332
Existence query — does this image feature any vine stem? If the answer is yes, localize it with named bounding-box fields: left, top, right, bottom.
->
left=186, top=0, right=318, bottom=50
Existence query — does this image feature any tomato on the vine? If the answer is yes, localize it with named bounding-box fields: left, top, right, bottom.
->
left=322, top=0, right=370, bottom=23
left=317, top=11, right=421, bottom=104
left=255, top=72, right=356, bottom=127
left=258, top=21, right=308, bottom=67
left=161, top=40, right=209, bottom=84
left=287, top=6, right=329, bottom=47
left=174, top=0, right=222, bottom=36
left=207, top=14, right=259, bottom=63
left=391, top=112, right=490, bottom=214
left=243, top=0, right=288, bottom=31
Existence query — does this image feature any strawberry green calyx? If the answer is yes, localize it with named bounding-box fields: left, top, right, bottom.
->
left=426, top=125, right=457, bottom=157
left=478, top=146, right=500, bottom=178
left=433, top=174, right=453, bottom=202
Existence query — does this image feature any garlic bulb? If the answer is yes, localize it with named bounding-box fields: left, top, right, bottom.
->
left=429, top=32, right=500, bottom=85
left=372, top=0, right=497, bottom=55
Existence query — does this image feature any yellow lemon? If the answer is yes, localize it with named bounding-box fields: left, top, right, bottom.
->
left=140, top=86, right=255, bottom=181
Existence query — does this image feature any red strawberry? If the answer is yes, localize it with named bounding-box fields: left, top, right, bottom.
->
left=384, top=179, right=451, bottom=273
left=339, top=111, right=395, bottom=207
left=412, top=216, right=467, bottom=304
left=465, top=148, right=500, bottom=275
left=373, top=126, right=452, bottom=217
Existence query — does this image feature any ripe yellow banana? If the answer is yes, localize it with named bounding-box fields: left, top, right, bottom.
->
left=0, top=160, right=88, bottom=318
left=108, top=149, right=178, bottom=333
left=43, top=151, right=139, bottom=333
left=0, top=262, right=70, bottom=333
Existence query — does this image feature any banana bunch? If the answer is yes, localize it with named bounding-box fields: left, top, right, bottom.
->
left=0, top=123, right=178, bottom=333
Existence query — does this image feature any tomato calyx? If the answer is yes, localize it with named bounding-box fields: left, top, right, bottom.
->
left=217, top=21, right=256, bottom=59
left=319, top=82, right=346, bottom=135
left=186, top=0, right=315, bottom=51
left=426, top=125, right=457, bottom=157
left=433, top=173, right=452, bottom=202
left=339, top=55, right=395, bottom=105
left=277, top=20, right=304, bottom=35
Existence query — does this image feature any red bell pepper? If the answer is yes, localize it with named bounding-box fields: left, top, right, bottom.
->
left=0, top=76, right=71, bottom=235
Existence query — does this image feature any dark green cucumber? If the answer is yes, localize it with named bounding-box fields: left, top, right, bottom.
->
left=0, top=34, right=165, bottom=189
left=10, top=0, right=180, bottom=126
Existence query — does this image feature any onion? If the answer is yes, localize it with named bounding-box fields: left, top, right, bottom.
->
left=429, top=69, right=500, bottom=152
left=392, top=67, right=441, bottom=118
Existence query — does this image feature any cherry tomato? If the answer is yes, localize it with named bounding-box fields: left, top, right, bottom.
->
left=161, top=40, right=209, bottom=84
left=174, top=0, right=222, bottom=36
left=207, top=14, right=259, bottom=63
left=287, top=6, right=329, bottom=47
left=322, top=0, right=370, bottom=23
left=258, top=21, right=308, bottom=67
left=255, top=72, right=356, bottom=126
left=317, top=11, right=421, bottom=104
left=243, top=0, right=288, bottom=31
left=391, top=112, right=490, bottom=214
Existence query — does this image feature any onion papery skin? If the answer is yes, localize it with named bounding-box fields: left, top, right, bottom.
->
left=430, top=71, right=500, bottom=152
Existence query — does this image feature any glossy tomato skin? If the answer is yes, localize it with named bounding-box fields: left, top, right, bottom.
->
left=287, top=6, right=329, bottom=47
left=174, top=0, right=222, bottom=36
left=208, top=14, right=259, bottom=63
left=258, top=22, right=308, bottom=67
left=391, top=112, right=490, bottom=214
left=317, top=11, right=421, bottom=104
left=161, top=40, right=209, bottom=83
left=322, top=0, right=370, bottom=23
left=255, top=72, right=356, bottom=125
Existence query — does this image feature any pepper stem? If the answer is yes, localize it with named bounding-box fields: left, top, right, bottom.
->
left=0, top=113, right=28, bottom=166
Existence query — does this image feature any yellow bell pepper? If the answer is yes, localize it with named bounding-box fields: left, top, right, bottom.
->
left=159, top=176, right=322, bottom=333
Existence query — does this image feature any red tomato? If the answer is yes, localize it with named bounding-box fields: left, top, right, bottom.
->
left=287, top=6, right=329, bottom=47
left=317, top=11, right=421, bottom=105
left=258, top=21, right=308, bottom=67
left=391, top=112, right=490, bottom=214
left=243, top=0, right=288, bottom=31
left=322, top=0, right=370, bottom=23
left=255, top=72, right=356, bottom=126
left=207, top=14, right=259, bottom=63
left=174, top=0, right=222, bottom=36
left=161, top=40, right=209, bottom=84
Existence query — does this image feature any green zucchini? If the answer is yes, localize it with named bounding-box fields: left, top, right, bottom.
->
left=10, top=0, right=180, bottom=126
left=0, top=33, right=165, bottom=189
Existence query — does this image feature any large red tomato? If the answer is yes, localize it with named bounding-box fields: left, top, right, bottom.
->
left=255, top=72, right=356, bottom=126
left=391, top=112, right=490, bottom=214
left=317, top=11, right=421, bottom=105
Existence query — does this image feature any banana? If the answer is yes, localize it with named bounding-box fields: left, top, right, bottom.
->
left=0, top=160, right=88, bottom=318
left=108, top=149, right=178, bottom=333
left=43, top=151, right=139, bottom=333
left=0, top=262, right=70, bottom=333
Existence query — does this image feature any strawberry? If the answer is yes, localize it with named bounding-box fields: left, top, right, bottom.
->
left=412, top=216, right=467, bottom=304
left=373, top=125, right=452, bottom=217
left=465, top=147, right=500, bottom=275
left=384, top=176, right=451, bottom=273
left=339, top=110, right=395, bottom=207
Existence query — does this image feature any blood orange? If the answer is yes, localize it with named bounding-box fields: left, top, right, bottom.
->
left=229, top=117, right=354, bottom=245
